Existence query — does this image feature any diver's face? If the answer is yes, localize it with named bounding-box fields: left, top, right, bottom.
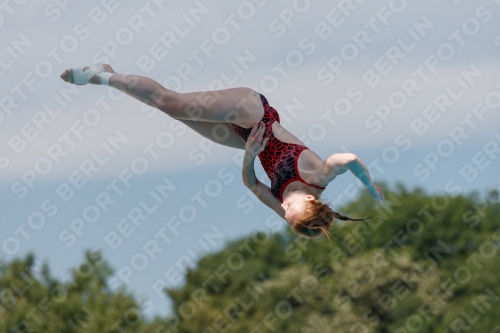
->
left=281, top=191, right=315, bottom=224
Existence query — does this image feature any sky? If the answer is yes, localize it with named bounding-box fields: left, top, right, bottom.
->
left=1, top=0, right=500, bottom=319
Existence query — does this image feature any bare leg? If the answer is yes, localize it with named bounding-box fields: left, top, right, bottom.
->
left=110, top=74, right=175, bottom=111
left=60, top=65, right=264, bottom=128
left=60, top=64, right=250, bottom=149
left=178, top=119, right=245, bottom=150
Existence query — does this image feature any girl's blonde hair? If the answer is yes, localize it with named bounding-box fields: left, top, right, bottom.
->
left=292, top=199, right=371, bottom=240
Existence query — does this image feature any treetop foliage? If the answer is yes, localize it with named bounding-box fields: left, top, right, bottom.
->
left=1, top=185, right=499, bottom=332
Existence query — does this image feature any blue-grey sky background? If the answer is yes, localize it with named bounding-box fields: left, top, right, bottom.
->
left=1, top=0, right=500, bottom=318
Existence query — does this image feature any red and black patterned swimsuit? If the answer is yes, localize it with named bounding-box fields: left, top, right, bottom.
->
left=232, top=94, right=326, bottom=202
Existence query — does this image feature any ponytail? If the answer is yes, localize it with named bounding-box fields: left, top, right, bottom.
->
left=332, top=211, right=372, bottom=222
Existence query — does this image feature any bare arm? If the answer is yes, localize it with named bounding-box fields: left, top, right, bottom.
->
left=242, top=122, right=286, bottom=220
left=325, top=153, right=384, bottom=201
left=242, top=121, right=267, bottom=190
left=242, top=148, right=286, bottom=220
left=242, top=152, right=259, bottom=190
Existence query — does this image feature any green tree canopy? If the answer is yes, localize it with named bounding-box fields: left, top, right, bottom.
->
left=1, top=185, right=499, bottom=333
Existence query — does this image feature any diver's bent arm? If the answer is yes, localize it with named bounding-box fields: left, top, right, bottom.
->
left=242, top=152, right=258, bottom=191
left=345, top=156, right=383, bottom=200
left=325, top=153, right=382, bottom=200
left=241, top=152, right=287, bottom=219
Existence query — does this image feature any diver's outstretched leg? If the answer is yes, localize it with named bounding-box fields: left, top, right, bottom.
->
left=60, top=64, right=264, bottom=128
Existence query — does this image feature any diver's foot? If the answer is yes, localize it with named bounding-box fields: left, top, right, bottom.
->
left=60, top=64, right=116, bottom=85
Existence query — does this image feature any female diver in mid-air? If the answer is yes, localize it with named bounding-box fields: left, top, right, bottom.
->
left=60, top=64, right=384, bottom=239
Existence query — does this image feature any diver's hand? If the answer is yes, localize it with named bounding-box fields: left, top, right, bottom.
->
left=372, top=185, right=385, bottom=202
left=245, top=121, right=268, bottom=158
